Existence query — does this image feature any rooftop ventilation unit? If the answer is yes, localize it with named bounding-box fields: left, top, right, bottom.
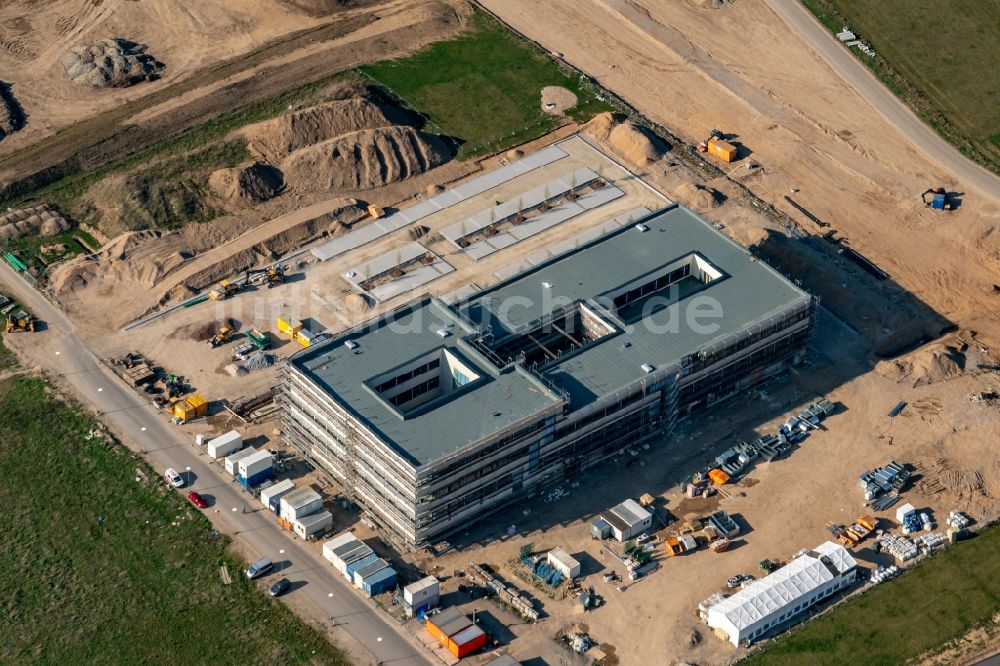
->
left=641, top=363, right=655, bottom=373
left=344, top=340, right=359, bottom=350
left=435, top=328, right=451, bottom=338
left=542, top=282, right=553, bottom=289
left=635, top=223, right=649, bottom=232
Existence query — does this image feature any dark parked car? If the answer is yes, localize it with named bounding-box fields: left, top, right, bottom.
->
left=268, top=578, right=291, bottom=597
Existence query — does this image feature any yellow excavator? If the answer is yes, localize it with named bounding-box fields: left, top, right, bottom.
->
left=209, top=325, right=234, bottom=348
left=6, top=310, right=36, bottom=333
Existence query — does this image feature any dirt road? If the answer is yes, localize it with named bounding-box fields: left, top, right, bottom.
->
left=763, top=0, right=1000, bottom=200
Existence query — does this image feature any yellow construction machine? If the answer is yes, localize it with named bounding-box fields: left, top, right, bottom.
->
left=6, top=309, right=36, bottom=333
left=209, top=325, right=234, bottom=348
left=208, top=279, right=239, bottom=301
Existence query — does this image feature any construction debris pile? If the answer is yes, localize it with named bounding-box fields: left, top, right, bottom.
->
left=0, top=82, right=24, bottom=140
left=875, top=532, right=918, bottom=562
left=0, top=204, right=71, bottom=241
left=242, top=352, right=276, bottom=372
left=859, top=460, right=910, bottom=508
left=60, top=39, right=165, bottom=87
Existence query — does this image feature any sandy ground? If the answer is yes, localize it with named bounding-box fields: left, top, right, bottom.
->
left=479, top=0, right=1000, bottom=347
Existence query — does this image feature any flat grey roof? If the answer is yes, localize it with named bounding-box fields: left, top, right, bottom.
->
left=291, top=205, right=809, bottom=466
left=291, top=298, right=564, bottom=467
left=460, top=205, right=810, bottom=407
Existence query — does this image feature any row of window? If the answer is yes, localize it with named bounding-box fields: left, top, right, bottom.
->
left=374, top=357, right=441, bottom=394
left=612, top=264, right=692, bottom=310
left=389, top=375, right=440, bottom=407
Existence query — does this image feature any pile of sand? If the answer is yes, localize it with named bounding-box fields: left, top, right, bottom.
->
left=208, top=162, right=284, bottom=204
left=50, top=229, right=192, bottom=292
left=875, top=341, right=965, bottom=387
left=677, top=183, right=724, bottom=210
left=345, top=292, right=372, bottom=314
left=280, top=126, right=450, bottom=191
left=280, top=0, right=382, bottom=16
left=245, top=99, right=402, bottom=163
left=0, top=83, right=25, bottom=140
left=540, top=86, right=577, bottom=114
left=583, top=112, right=617, bottom=142
left=0, top=204, right=71, bottom=241
left=60, top=39, right=164, bottom=88
left=243, top=98, right=450, bottom=193
left=609, top=122, right=661, bottom=166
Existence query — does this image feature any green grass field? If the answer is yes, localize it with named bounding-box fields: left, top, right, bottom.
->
left=803, top=0, right=1000, bottom=175
left=742, top=526, right=1000, bottom=665
left=0, top=370, right=352, bottom=665
left=360, top=10, right=614, bottom=158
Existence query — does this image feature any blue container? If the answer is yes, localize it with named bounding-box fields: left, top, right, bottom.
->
left=239, top=467, right=275, bottom=489
left=932, top=194, right=946, bottom=210
left=362, top=567, right=397, bottom=596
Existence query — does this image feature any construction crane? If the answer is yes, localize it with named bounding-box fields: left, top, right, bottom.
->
left=921, top=187, right=955, bottom=211
left=6, top=309, right=36, bottom=333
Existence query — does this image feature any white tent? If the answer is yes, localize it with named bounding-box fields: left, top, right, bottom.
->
left=707, top=541, right=857, bottom=646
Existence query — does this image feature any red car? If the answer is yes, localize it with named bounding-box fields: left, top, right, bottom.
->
left=187, top=491, right=208, bottom=509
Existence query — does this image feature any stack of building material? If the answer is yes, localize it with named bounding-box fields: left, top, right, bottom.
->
left=871, top=565, right=900, bottom=584
left=947, top=511, right=970, bottom=529
left=466, top=564, right=539, bottom=621
left=708, top=511, right=740, bottom=539
left=859, top=461, right=909, bottom=500
left=425, top=607, right=487, bottom=659
left=876, top=533, right=918, bottom=562
left=913, top=532, right=947, bottom=554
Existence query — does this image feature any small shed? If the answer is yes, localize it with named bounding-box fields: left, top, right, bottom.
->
left=603, top=499, right=653, bottom=541
left=591, top=517, right=612, bottom=540
left=546, top=548, right=581, bottom=579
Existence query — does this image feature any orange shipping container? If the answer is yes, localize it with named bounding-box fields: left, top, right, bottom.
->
left=707, top=137, right=737, bottom=162
left=447, top=624, right=486, bottom=658
left=708, top=468, right=731, bottom=485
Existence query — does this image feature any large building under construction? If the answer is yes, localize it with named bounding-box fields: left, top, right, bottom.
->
left=281, top=205, right=814, bottom=547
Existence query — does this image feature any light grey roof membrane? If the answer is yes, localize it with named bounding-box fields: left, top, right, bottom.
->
left=461, top=205, right=810, bottom=407
left=292, top=205, right=809, bottom=467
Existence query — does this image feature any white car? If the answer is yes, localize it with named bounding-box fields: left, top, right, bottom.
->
left=165, top=468, right=185, bottom=488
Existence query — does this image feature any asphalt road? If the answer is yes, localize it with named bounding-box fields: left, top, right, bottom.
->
left=764, top=0, right=1000, bottom=201
left=0, top=267, right=431, bottom=666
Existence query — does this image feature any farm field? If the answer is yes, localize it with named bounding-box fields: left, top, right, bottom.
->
left=803, top=0, right=1000, bottom=174
left=361, top=10, right=613, bottom=157
left=0, top=367, right=352, bottom=665
left=743, top=526, right=1000, bottom=666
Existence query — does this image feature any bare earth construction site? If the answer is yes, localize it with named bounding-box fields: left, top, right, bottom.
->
left=2, top=2, right=1000, bottom=666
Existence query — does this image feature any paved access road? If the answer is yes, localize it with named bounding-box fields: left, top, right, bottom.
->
left=0, top=266, right=431, bottom=666
left=763, top=0, right=1000, bottom=201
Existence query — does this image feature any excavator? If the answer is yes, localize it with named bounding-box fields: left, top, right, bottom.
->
left=921, top=187, right=955, bottom=211
left=6, top=309, right=36, bottom=333
left=264, top=265, right=285, bottom=289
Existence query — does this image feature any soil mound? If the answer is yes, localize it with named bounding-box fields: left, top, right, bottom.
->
left=0, top=82, right=25, bottom=140
left=281, top=126, right=450, bottom=191
left=61, top=39, right=164, bottom=88
left=875, top=341, right=965, bottom=387
left=281, top=0, right=383, bottom=17
left=208, top=162, right=284, bottom=203
left=345, top=292, right=372, bottom=314
left=609, top=122, right=661, bottom=166
left=583, top=112, right=616, bottom=142
left=245, top=99, right=402, bottom=163
left=0, top=204, right=71, bottom=241
left=677, top=183, right=724, bottom=210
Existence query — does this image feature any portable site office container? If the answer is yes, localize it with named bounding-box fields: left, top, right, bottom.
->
left=323, top=533, right=360, bottom=564
left=546, top=548, right=581, bottom=579
left=355, top=562, right=397, bottom=597
left=239, top=450, right=273, bottom=478
left=260, top=479, right=295, bottom=512
left=207, top=430, right=243, bottom=459
left=328, top=538, right=369, bottom=576
left=293, top=510, right=332, bottom=539
left=426, top=607, right=470, bottom=647
left=279, top=487, right=323, bottom=522
left=344, top=550, right=378, bottom=581
left=224, top=447, right=256, bottom=475
left=403, top=576, right=440, bottom=616
left=604, top=499, right=653, bottom=541
left=448, top=624, right=487, bottom=659
left=240, top=466, right=275, bottom=490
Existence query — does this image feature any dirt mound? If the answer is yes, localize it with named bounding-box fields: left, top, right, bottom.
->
left=505, top=149, right=524, bottom=161
left=280, top=0, right=383, bottom=17
left=82, top=171, right=214, bottom=236
left=180, top=318, right=237, bottom=342
left=875, top=341, right=965, bottom=387
left=245, top=99, right=403, bottom=163
left=583, top=112, right=617, bottom=142
left=50, top=230, right=183, bottom=293
left=609, top=122, right=661, bottom=166
left=345, top=292, right=372, bottom=314
left=208, top=163, right=284, bottom=204
left=281, top=126, right=450, bottom=191
left=676, top=183, right=724, bottom=210
left=0, top=83, right=25, bottom=140
left=0, top=204, right=71, bottom=241
left=61, top=39, right=165, bottom=88
left=541, top=86, right=577, bottom=114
